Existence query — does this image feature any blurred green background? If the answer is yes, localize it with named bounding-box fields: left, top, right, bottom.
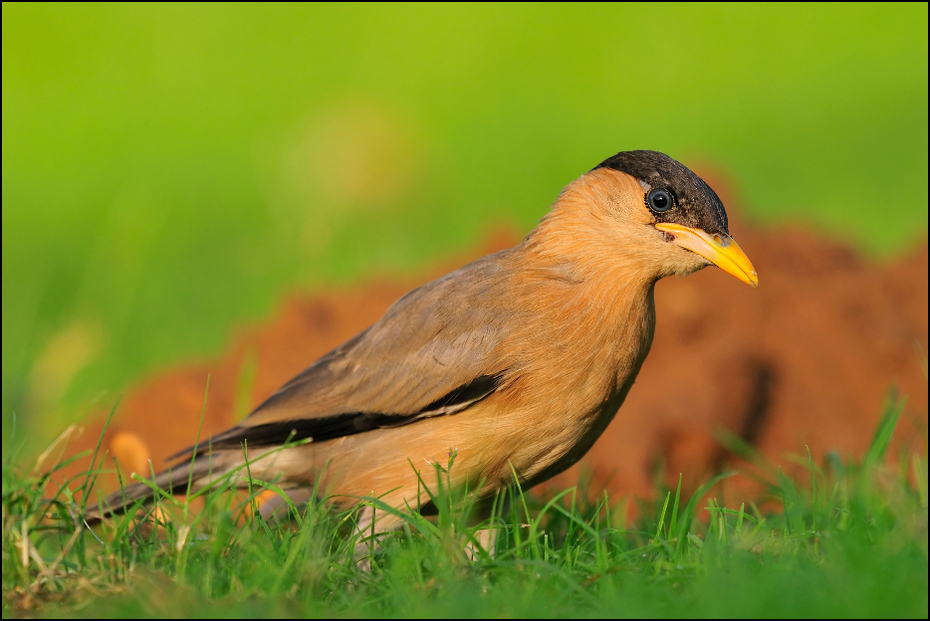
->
left=2, top=3, right=927, bottom=456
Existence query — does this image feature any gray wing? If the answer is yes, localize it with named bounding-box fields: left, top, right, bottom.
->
left=181, top=248, right=523, bottom=455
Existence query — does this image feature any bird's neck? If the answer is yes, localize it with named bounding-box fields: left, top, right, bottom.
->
left=516, top=233, right=657, bottom=393
left=513, top=185, right=662, bottom=402
left=524, top=180, right=663, bottom=289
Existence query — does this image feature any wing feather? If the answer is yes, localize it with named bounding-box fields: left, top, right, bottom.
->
left=169, top=249, right=525, bottom=460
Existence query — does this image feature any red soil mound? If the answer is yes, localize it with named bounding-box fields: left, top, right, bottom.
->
left=52, top=204, right=928, bottom=513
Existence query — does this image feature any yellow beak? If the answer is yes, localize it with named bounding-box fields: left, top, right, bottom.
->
left=655, top=223, right=759, bottom=288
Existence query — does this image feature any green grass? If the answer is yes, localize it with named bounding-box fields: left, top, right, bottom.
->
left=3, top=397, right=926, bottom=618
left=3, top=3, right=928, bottom=456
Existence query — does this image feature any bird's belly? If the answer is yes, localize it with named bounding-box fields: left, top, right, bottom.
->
left=484, top=394, right=626, bottom=491
left=273, top=403, right=600, bottom=509
left=265, top=360, right=637, bottom=524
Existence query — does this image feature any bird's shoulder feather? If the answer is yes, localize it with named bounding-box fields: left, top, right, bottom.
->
left=177, top=248, right=528, bottom=457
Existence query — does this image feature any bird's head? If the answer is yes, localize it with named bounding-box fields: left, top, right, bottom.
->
left=537, top=150, right=758, bottom=288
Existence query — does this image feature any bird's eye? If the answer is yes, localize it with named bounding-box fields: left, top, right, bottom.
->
left=646, top=188, right=675, bottom=213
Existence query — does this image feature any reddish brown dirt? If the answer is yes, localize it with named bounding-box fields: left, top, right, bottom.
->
left=52, top=194, right=928, bottom=515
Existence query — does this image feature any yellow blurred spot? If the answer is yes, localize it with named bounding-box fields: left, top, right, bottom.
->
left=238, top=489, right=281, bottom=521
left=288, top=99, right=423, bottom=208
left=273, top=98, right=427, bottom=253
left=110, top=431, right=153, bottom=477
left=26, top=322, right=103, bottom=413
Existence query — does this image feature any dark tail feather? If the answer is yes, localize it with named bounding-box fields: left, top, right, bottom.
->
left=84, top=456, right=216, bottom=523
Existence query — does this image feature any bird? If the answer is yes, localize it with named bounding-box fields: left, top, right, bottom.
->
left=86, top=150, right=757, bottom=532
